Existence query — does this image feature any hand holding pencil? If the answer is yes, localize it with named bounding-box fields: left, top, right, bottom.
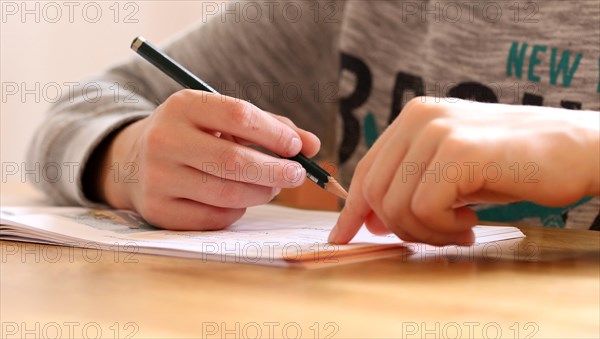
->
left=92, top=38, right=341, bottom=231
left=131, top=36, right=348, bottom=200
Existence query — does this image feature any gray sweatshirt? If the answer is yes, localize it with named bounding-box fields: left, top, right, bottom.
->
left=28, top=0, right=600, bottom=229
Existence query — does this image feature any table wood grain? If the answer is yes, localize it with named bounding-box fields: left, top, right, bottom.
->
left=1, top=226, right=598, bottom=338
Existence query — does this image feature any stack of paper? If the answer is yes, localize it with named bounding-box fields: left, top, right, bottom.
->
left=0, top=205, right=524, bottom=268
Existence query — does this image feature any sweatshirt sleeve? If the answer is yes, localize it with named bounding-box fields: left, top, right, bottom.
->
left=27, top=0, right=345, bottom=206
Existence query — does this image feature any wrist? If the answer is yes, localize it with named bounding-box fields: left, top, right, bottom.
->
left=584, top=113, right=600, bottom=196
left=81, top=128, right=122, bottom=205
left=519, top=106, right=600, bottom=197
left=570, top=110, right=600, bottom=196
left=99, top=119, right=145, bottom=209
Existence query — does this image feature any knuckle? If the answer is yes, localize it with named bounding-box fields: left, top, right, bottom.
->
left=278, top=115, right=295, bottom=127
left=274, top=124, right=289, bottom=147
left=218, top=183, right=243, bottom=206
left=422, top=119, right=452, bottom=138
left=430, top=117, right=452, bottom=130
left=404, top=96, right=435, bottom=114
left=217, top=147, right=246, bottom=170
left=166, top=89, right=193, bottom=110
left=229, top=101, right=255, bottom=129
left=410, top=196, right=432, bottom=225
left=403, top=97, right=443, bottom=120
left=362, top=175, right=381, bottom=208
left=143, top=124, right=169, bottom=151
left=404, top=96, right=425, bottom=111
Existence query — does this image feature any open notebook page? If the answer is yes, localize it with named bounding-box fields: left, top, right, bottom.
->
left=0, top=204, right=524, bottom=268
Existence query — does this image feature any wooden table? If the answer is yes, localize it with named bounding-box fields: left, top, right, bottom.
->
left=1, top=225, right=598, bottom=338
left=1, top=183, right=599, bottom=338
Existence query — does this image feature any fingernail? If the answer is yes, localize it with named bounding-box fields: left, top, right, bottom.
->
left=328, top=223, right=339, bottom=243
left=288, top=137, right=301, bottom=155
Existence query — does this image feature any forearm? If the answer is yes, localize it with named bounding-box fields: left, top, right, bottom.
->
left=551, top=107, right=600, bottom=196
left=510, top=104, right=600, bottom=197
left=27, top=0, right=344, bottom=206
left=26, top=76, right=154, bottom=206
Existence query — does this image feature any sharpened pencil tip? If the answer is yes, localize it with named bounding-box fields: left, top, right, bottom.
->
left=325, top=177, right=348, bottom=200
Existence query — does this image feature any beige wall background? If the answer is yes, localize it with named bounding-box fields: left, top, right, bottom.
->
left=1, top=0, right=211, bottom=185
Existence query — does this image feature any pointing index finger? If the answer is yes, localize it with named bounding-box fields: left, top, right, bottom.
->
left=328, top=161, right=373, bottom=244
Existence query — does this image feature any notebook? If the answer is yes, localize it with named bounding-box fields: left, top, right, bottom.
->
left=0, top=204, right=525, bottom=268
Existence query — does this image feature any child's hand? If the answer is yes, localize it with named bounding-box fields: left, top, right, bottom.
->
left=329, top=97, right=599, bottom=246
left=98, top=90, right=320, bottom=230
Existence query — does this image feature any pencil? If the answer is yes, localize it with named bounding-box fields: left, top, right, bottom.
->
left=130, top=36, right=348, bottom=200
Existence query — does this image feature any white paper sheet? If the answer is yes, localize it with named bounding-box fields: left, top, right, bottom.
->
left=0, top=204, right=525, bottom=268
